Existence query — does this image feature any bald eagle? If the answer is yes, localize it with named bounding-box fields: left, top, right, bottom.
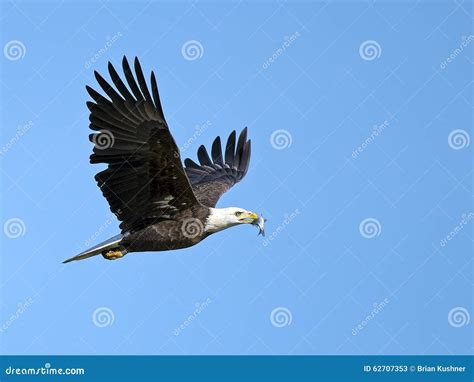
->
left=64, top=57, right=264, bottom=263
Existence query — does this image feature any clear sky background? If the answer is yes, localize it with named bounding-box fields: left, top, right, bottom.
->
left=1, top=0, right=472, bottom=355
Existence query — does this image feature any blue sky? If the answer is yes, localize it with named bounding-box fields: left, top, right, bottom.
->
left=1, top=0, right=472, bottom=355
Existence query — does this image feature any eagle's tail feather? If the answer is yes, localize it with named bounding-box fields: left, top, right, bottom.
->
left=63, top=234, right=124, bottom=263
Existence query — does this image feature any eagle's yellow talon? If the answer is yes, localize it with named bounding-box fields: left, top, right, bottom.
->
left=102, top=250, right=125, bottom=260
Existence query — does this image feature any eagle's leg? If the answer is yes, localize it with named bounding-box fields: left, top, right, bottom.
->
left=102, top=248, right=127, bottom=260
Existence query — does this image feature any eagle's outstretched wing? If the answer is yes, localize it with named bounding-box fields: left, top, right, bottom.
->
left=184, top=128, right=251, bottom=207
left=87, top=56, right=199, bottom=232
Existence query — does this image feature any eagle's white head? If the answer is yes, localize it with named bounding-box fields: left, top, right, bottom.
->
left=205, top=207, right=261, bottom=234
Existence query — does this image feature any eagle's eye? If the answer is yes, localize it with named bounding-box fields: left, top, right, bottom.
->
left=235, top=211, right=242, bottom=217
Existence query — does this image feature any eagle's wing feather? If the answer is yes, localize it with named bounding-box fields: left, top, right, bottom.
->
left=88, top=56, right=199, bottom=232
left=184, top=128, right=251, bottom=207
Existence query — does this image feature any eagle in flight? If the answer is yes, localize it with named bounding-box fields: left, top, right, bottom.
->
left=64, top=57, right=264, bottom=263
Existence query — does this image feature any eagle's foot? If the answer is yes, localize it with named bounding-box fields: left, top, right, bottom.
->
left=102, top=249, right=125, bottom=260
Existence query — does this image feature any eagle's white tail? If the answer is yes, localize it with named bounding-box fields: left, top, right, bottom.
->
left=63, top=234, right=124, bottom=263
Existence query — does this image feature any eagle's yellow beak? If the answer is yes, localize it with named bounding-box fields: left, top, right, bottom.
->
left=238, top=211, right=258, bottom=223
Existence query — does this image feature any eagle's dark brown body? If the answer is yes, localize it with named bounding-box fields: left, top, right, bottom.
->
left=121, top=206, right=211, bottom=253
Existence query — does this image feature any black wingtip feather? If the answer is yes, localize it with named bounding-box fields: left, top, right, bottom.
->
left=134, top=57, right=152, bottom=103
left=93, top=70, right=105, bottom=85
left=122, top=56, right=143, bottom=102
left=122, top=55, right=128, bottom=69
left=197, top=145, right=212, bottom=166
left=225, top=130, right=236, bottom=166
left=184, top=158, right=201, bottom=169
left=240, top=140, right=251, bottom=175
left=235, top=128, right=248, bottom=168
left=94, top=70, right=117, bottom=100
left=86, top=101, right=96, bottom=111
left=86, top=85, right=106, bottom=104
left=108, top=60, right=136, bottom=103
left=150, top=71, right=165, bottom=118
left=85, top=85, right=95, bottom=97
left=211, top=137, right=224, bottom=166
